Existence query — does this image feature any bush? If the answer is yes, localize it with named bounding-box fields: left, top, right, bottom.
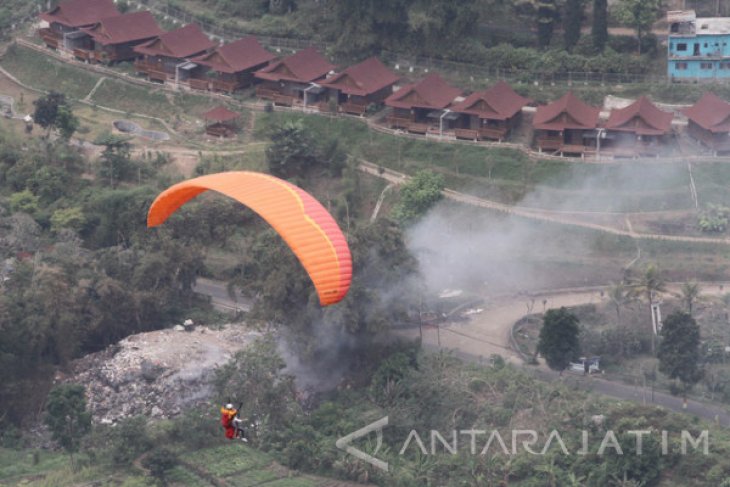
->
left=111, top=416, right=152, bottom=465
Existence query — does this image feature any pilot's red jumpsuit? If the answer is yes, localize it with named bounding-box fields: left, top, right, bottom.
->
left=221, top=406, right=237, bottom=439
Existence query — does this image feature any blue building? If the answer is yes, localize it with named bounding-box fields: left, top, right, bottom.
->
left=667, top=10, right=730, bottom=81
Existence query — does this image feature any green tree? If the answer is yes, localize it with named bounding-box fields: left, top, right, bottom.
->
left=537, top=0, right=557, bottom=48
left=94, top=132, right=134, bottom=188
left=111, top=416, right=152, bottom=465
left=32, top=91, right=78, bottom=139
left=607, top=281, right=631, bottom=327
left=537, top=307, right=580, bottom=371
left=563, top=0, right=584, bottom=50
left=614, top=0, right=660, bottom=54
left=592, top=0, right=608, bottom=51
left=44, top=384, right=92, bottom=469
left=266, top=120, right=318, bottom=178
left=658, top=311, right=703, bottom=401
left=680, top=281, right=701, bottom=316
left=392, top=170, right=444, bottom=225
left=142, top=448, right=178, bottom=486
left=631, top=264, right=665, bottom=354
left=9, top=189, right=40, bottom=215
left=51, top=207, right=86, bottom=233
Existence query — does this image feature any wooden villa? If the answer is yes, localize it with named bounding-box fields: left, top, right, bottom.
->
left=202, top=106, right=240, bottom=138
left=682, top=93, right=730, bottom=155
left=384, top=73, right=463, bottom=135
left=190, top=36, right=276, bottom=93
left=254, top=47, right=335, bottom=107
left=319, top=57, right=400, bottom=115
left=603, top=96, right=674, bottom=158
left=74, top=11, right=163, bottom=64
left=133, top=24, right=216, bottom=84
left=450, top=81, right=531, bottom=142
left=533, top=92, right=600, bottom=156
left=39, top=0, right=118, bottom=52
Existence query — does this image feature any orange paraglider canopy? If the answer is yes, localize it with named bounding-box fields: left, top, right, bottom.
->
left=147, top=171, right=352, bottom=306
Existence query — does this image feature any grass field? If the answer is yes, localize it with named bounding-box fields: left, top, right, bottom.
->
left=0, top=44, right=101, bottom=100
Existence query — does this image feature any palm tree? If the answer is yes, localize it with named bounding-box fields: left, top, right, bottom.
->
left=681, top=281, right=701, bottom=316
left=631, top=264, right=666, bottom=354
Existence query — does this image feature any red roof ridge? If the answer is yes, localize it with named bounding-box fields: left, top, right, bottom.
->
left=533, top=92, right=600, bottom=131
left=604, top=96, right=673, bottom=135
left=254, top=47, right=335, bottom=83
left=450, top=81, right=531, bottom=120
left=682, top=92, right=730, bottom=133
left=134, top=24, right=216, bottom=59
left=385, top=73, right=462, bottom=110
left=81, top=11, right=163, bottom=46
left=192, top=36, right=275, bottom=73
left=321, top=57, right=399, bottom=97
left=40, top=0, right=119, bottom=28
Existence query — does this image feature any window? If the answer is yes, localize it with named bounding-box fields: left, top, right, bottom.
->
left=720, top=62, right=730, bottom=69
left=677, top=43, right=688, bottom=51
left=676, top=62, right=688, bottom=70
left=704, top=43, right=708, bottom=47
left=700, top=62, right=713, bottom=69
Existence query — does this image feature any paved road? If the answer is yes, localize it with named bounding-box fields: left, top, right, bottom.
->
left=193, top=278, right=251, bottom=313
left=412, top=282, right=730, bottom=425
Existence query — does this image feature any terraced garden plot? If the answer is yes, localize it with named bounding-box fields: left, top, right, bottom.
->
left=223, top=468, right=280, bottom=487
left=181, top=444, right=272, bottom=477
left=167, top=465, right=211, bottom=487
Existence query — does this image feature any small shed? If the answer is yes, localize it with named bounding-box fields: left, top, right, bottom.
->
left=203, top=106, right=240, bottom=137
left=603, top=96, right=674, bottom=158
left=384, top=73, right=463, bottom=134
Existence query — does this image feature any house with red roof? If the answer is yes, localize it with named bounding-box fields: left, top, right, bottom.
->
left=73, top=11, right=163, bottom=64
left=450, top=81, right=531, bottom=142
left=603, top=96, right=674, bottom=158
left=39, top=0, right=118, bottom=50
left=682, top=92, right=730, bottom=154
left=533, top=92, right=600, bottom=156
left=189, top=36, right=276, bottom=93
left=254, top=47, right=335, bottom=106
left=133, top=24, right=216, bottom=84
left=319, top=57, right=400, bottom=115
left=384, top=73, right=463, bottom=134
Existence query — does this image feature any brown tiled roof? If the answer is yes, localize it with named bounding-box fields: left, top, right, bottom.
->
left=682, top=92, right=730, bottom=133
left=254, top=47, right=335, bottom=84
left=450, top=81, right=531, bottom=121
left=134, top=24, right=216, bottom=59
left=40, top=0, right=118, bottom=28
left=80, top=11, right=163, bottom=46
left=202, top=106, right=240, bottom=122
left=320, top=57, right=399, bottom=97
left=192, top=36, right=275, bottom=74
left=385, top=73, right=463, bottom=111
left=604, top=96, right=673, bottom=135
left=533, top=92, right=600, bottom=131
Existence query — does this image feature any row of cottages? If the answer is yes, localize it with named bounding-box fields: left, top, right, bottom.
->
left=384, top=75, right=532, bottom=141
left=534, top=92, right=674, bottom=157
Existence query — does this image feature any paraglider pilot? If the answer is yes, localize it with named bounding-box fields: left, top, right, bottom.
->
left=221, top=403, right=247, bottom=442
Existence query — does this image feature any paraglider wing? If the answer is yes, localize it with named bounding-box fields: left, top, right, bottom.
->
left=147, top=171, right=352, bottom=306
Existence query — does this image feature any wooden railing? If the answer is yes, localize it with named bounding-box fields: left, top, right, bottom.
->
left=454, top=128, right=479, bottom=141
left=211, top=79, right=239, bottom=93
left=273, top=93, right=295, bottom=107
left=537, top=136, right=563, bottom=151
left=340, top=102, right=367, bottom=116
left=206, top=124, right=234, bottom=137
left=188, top=78, right=209, bottom=91
left=255, top=86, right=278, bottom=100
left=479, top=127, right=508, bottom=141
left=407, top=123, right=430, bottom=135
left=39, top=28, right=60, bottom=48
left=73, top=48, right=94, bottom=62
left=387, top=115, right=411, bottom=129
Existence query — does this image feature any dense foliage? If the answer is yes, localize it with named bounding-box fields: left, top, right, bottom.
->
left=537, top=307, right=581, bottom=371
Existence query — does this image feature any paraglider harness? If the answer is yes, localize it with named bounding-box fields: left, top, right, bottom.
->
left=227, top=402, right=258, bottom=442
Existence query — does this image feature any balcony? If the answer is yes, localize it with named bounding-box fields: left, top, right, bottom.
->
left=39, top=28, right=61, bottom=49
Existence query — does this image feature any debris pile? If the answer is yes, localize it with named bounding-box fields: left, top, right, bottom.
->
left=59, top=324, right=259, bottom=424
